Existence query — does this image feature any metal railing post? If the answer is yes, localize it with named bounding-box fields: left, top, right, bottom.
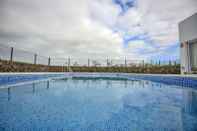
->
left=48, top=57, right=51, bottom=66
left=67, top=57, right=71, bottom=72
left=169, top=60, right=171, bottom=66
left=88, top=58, right=90, bottom=67
left=68, top=57, right=70, bottom=67
left=34, top=54, right=37, bottom=64
left=142, top=60, right=145, bottom=67
left=10, top=47, right=13, bottom=62
left=125, top=58, right=127, bottom=67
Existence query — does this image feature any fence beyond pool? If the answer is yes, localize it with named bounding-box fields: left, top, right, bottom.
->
left=0, top=44, right=180, bottom=68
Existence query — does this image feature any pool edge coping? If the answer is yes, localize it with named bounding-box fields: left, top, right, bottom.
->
left=0, top=72, right=197, bottom=78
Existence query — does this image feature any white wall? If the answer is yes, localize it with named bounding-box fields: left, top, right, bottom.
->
left=179, top=13, right=197, bottom=43
left=179, top=13, right=197, bottom=74
left=180, top=42, right=191, bottom=74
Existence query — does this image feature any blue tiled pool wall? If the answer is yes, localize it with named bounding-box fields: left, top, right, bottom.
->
left=70, top=73, right=197, bottom=89
left=0, top=74, right=65, bottom=86
left=0, top=73, right=197, bottom=88
left=124, top=74, right=197, bottom=89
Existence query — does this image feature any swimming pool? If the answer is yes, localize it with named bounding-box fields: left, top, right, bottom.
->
left=0, top=73, right=197, bottom=131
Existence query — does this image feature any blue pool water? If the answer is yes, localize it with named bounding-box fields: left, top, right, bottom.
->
left=0, top=76, right=197, bottom=131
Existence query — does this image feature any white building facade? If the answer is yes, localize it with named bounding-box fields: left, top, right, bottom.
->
left=179, top=13, right=197, bottom=74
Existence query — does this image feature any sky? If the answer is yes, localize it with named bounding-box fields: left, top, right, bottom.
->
left=0, top=0, right=197, bottom=61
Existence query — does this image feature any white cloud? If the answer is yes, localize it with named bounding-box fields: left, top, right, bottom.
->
left=118, top=0, right=197, bottom=59
left=124, top=40, right=156, bottom=59
left=0, top=0, right=123, bottom=59
left=137, top=0, right=197, bottom=46
left=0, top=0, right=197, bottom=61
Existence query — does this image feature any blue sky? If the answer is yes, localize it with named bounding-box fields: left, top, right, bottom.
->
left=0, top=0, right=197, bottom=60
left=113, top=0, right=136, bottom=14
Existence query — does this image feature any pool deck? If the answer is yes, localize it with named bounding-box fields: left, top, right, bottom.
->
left=0, top=72, right=196, bottom=78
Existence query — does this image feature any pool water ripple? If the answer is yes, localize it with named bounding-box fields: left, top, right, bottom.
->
left=0, top=77, right=197, bottom=131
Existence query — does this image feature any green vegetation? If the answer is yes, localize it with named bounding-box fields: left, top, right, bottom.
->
left=71, top=65, right=180, bottom=74
left=0, top=59, right=180, bottom=74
